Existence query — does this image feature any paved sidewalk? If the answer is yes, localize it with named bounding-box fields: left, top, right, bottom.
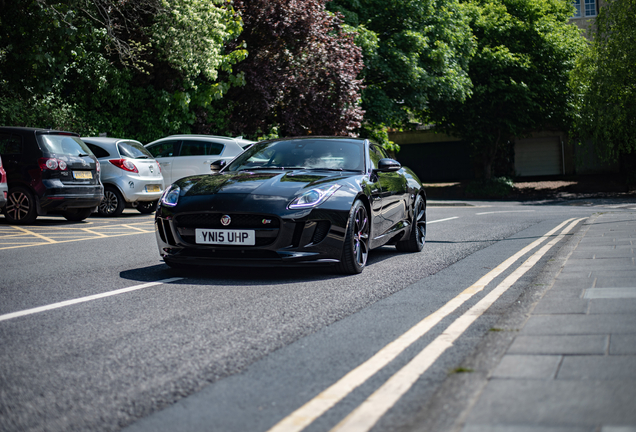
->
left=458, top=211, right=636, bottom=432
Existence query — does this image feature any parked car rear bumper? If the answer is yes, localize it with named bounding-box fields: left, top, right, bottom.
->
left=107, top=177, right=164, bottom=203
left=38, top=184, right=104, bottom=212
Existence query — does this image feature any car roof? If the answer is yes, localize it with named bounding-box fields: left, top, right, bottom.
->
left=260, top=136, right=367, bottom=144
left=81, top=137, right=142, bottom=146
left=0, top=126, right=79, bottom=136
left=145, top=134, right=255, bottom=146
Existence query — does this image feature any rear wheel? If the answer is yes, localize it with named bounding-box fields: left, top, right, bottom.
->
left=137, top=200, right=157, bottom=214
left=98, top=186, right=125, bottom=217
left=63, top=207, right=94, bottom=222
left=335, top=200, right=370, bottom=274
left=4, top=187, right=37, bottom=224
left=396, top=195, right=426, bottom=252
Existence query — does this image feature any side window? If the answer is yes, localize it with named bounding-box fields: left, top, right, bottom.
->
left=179, top=141, right=205, bottom=156
left=147, top=140, right=178, bottom=158
left=179, top=140, right=224, bottom=156
left=206, top=142, right=224, bottom=156
left=369, top=145, right=385, bottom=170
left=85, top=143, right=110, bottom=158
left=0, top=133, right=23, bottom=155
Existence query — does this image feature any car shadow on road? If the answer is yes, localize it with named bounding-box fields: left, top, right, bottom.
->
left=120, top=262, right=350, bottom=285
left=120, top=248, right=411, bottom=284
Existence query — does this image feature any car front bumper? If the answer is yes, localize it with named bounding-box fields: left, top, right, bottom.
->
left=155, top=207, right=350, bottom=267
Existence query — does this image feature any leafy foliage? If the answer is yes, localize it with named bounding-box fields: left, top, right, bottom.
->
left=328, top=0, right=475, bottom=145
left=0, top=0, right=245, bottom=141
left=152, top=0, right=247, bottom=85
left=570, top=0, right=636, bottom=162
left=428, top=0, right=586, bottom=178
left=226, top=0, right=364, bottom=139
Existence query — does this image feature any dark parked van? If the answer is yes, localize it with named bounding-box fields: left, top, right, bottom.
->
left=0, top=127, right=104, bottom=224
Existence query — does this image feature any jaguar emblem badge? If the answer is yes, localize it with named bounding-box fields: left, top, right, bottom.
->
left=220, top=215, right=231, bottom=226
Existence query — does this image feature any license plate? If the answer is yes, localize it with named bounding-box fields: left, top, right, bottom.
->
left=73, top=171, right=93, bottom=179
left=145, top=185, right=161, bottom=193
left=195, top=229, right=255, bottom=245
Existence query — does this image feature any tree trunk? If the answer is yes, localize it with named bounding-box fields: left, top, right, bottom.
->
left=482, top=130, right=502, bottom=180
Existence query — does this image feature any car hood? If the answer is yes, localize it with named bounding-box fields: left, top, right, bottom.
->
left=177, top=170, right=351, bottom=200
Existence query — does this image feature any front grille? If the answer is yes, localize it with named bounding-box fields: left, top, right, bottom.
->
left=174, top=212, right=280, bottom=247
left=291, top=222, right=305, bottom=247
left=312, top=221, right=331, bottom=244
left=156, top=218, right=176, bottom=245
left=176, top=213, right=280, bottom=229
left=156, top=219, right=167, bottom=243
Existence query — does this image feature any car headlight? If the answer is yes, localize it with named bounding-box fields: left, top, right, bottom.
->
left=288, top=184, right=341, bottom=209
left=160, top=185, right=181, bottom=207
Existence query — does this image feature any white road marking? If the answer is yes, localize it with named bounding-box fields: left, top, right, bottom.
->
left=476, top=210, right=536, bottom=215
left=331, top=218, right=584, bottom=432
left=428, top=217, right=459, bottom=224
left=267, top=218, right=578, bottom=432
left=0, top=278, right=183, bottom=322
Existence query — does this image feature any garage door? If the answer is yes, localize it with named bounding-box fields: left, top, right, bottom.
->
left=514, top=136, right=562, bottom=176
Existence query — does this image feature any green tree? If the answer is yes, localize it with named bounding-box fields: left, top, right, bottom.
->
left=327, top=0, right=475, bottom=148
left=571, top=0, right=636, bottom=162
left=225, top=0, right=364, bottom=139
left=428, top=0, right=586, bottom=178
left=0, top=0, right=246, bottom=141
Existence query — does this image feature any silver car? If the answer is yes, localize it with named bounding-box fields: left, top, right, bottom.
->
left=144, top=135, right=255, bottom=186
left=82, top=137, right=165, bottom=216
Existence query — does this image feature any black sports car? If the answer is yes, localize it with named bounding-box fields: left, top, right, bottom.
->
left=154, top=136, right=426, bottom=274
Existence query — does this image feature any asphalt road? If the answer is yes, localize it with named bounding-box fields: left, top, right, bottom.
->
left=1, top=199, right=635, bottom=432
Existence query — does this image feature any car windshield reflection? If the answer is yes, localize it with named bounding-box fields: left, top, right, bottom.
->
left=227, top=138, right=364, bottom=172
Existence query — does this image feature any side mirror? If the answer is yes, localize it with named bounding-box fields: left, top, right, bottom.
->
left=376, top=158, right=401, bottom=172
left=210, top=159, right=227, bottom=171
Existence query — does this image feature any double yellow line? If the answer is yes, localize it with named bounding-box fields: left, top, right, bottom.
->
left=269, top=217, right=585, bottom=432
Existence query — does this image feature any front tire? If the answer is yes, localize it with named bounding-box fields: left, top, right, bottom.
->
left=335, top=200, right=370, bottom=275
left=63, top=207, right=94, bottom=222
left=98, top=186, right=125, bottom=217
left=396, top=194, right=426, bottom=252
left=4, top=187, right=37, bottom=224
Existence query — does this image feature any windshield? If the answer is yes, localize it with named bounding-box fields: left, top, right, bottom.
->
left=118, top=141, right=153, bottom=159
left=226, top=138, right=365, bottom=172
left=38, top=134, right=92, bottom=157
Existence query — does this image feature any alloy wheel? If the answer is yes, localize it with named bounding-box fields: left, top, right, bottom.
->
left=415, top=200, right=426, bottom=246
left=98, top=188, right=125, bottom=217
left=353, top=204, right=370, bottom=267
left=5, top=188, right=37, bottom=224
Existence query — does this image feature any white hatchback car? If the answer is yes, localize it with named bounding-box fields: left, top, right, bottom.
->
left=144, top=135, right=255, bottom=186
left=82, top=137, right=165, bottom=216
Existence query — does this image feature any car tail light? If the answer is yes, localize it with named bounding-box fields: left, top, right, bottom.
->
left=96, top=160, right=100, bottom=173
left=38, top=157, right=68, bottom=171
left=0, top=166, right=6, bottom=183
left=156, top=160, right=161, bottom=173
left=109, top=158, right=138, bottom=173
